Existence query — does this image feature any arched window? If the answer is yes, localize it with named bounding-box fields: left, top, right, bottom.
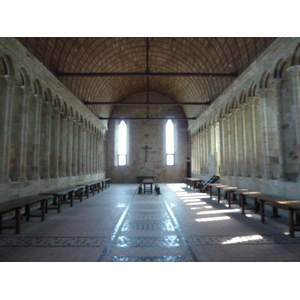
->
left=118, top=120, right=127, bottom=165
left=165, top=119, right=175, bottom=165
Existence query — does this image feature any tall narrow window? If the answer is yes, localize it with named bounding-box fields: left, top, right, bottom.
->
left=166, top=119, right=175, bottom=165
left=118, top=120, right=127, bottom=165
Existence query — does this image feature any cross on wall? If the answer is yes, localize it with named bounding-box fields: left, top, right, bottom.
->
left=140, top=145, right=152, bottom=162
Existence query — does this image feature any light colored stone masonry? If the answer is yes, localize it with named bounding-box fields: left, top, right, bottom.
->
left=189, top=37, right=300, bottom=199
left=0, top=38, right=107, bottom=201
left=106, top=92, right=189, bottom=183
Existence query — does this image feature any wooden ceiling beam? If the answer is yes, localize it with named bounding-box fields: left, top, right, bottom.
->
left=85, top=101, right=211, bottom=105
left=56, top=72, right=237, bottom=77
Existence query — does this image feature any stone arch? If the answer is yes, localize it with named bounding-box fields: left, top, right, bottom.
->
left=232, top=97, right=238, bottom=109
left=273, top=59, right=286, bottom=79
left=239, top=90, right=247, bottom=104
left=33, top=79, right=43, bottom=96
left=291, top=43, right=300, bottom=65
left=259, top=71, right=271, bottom=89
left=53, top=96, right=61, bottom=110
left=0, top=54, right=15, bottom=76
left=248, top=82, right=258, bottom=97
left=44, top=88, right=53, bottom=103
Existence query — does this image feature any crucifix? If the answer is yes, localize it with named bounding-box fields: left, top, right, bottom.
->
left=140, top=145, right=152, bottom=162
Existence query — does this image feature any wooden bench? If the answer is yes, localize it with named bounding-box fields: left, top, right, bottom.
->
left=235, top=191, right=263, bottom=214
left=39, top=186, right=84, bottom=213
left=0, top=194, right=54, bottom=234
left=102, top=178, right=111, bottom=189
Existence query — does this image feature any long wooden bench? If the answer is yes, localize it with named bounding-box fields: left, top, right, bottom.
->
left=0, top=194, right=54, bottom=234
left=257, top=195, right=300, bottom=237
left=39, top=185, right=85, bottom=213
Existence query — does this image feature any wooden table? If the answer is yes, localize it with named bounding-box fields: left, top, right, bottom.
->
left=137, top=176, right=155, bottom=183
left=143, top=179, right=154, bottom=194
left=185, top=178, right=203, bottom=190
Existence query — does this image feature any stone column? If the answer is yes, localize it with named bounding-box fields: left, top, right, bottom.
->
left=17, top=86, right=31, bottom=182
left=258, top=89, right=272, bottom=180
left=41, top=102, right=52, bottom=179
left=249, top=97, right=259, bottom=178
left=32, top=94, right=43, bottom=180
left=232, top=109, right=239, bottom=176
left=0, top=76, right=15, bottom=183
left=51, top=108, right=60, bottom=178
left=272, top=79, right=286, bottom=181
left=66, top=116, right=73, bottom=177
left=226, top=113, right=232, bottom=176
left=219, top=117, right=226, bottom=175
left=59, top=115, right=67, bottom=177
left=72, top=120, right=78, bottom=176
left=77, top=124, right=83, bottom=175
left=287, top=65, right=300, bottom=182
left=239, top=103, right=249, bottom=177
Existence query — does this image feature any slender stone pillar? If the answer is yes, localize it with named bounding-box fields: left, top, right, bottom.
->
left=17, top=87, right=31, bottom=182
left=32, top=94, right=42, bottom=180
left=77, top=124, right=83, bottom=175
left=41, top=102, right=52, bottom=179
left=219, top=117, right=226, bottom=175
left=287, top=65, right=300, bottom=182
left=272, top=79, right=286, bottom=181
left=66, top=116, right=73, bottom=177
left=226, top=113, right=232, bottom=176
left=83, top=127, right=87, bottom=175
left=0, top=76, right=15, bottom=183
left=240, top=103, right=248, bottom=177
left=232, top=109, right=239, bottom=176
left=258, top=89, right=272, bottom=180
left=249, top=97, right=259, bottom=178
left=59, top=115, right=67, bottom=177
left=72, top=120, right=78, bottom=176
left=51, top=109, right=60, bottom=178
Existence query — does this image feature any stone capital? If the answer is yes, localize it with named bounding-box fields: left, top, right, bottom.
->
left=287, top=65, right=300, bottom=77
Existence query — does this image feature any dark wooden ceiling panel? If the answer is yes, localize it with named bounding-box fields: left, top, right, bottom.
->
left=16, top=37, right=277, bottom=119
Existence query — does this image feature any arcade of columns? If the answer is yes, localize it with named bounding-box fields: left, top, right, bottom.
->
left=189, top=38, right=300, bottom=198
left=0, top=38, right=107, bottom=201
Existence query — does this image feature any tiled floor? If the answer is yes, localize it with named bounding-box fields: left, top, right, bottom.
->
left=1, top=183, right=300, bottom=262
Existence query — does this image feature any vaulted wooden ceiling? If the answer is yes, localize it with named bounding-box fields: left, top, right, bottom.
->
left=16, top=37, right=276, bottom=120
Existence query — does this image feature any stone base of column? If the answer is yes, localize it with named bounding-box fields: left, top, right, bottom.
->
left=17, top=176, right=27, bottom=182
left=0, top=176, right=11, bottom=184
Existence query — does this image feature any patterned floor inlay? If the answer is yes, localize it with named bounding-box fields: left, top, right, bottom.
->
left=121, top=220, right=175, bottom=231
left=126, top=211, right=169, bottom=220
left=0, top=236, right=106, bottom=247
left=191, top=234, right=300, bottom=245
left=115, top=235, right=181, bottom=248
left=110, top=255, right=187, bottom=262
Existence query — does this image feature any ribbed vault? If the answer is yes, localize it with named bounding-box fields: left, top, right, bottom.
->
left=16, top=37, right=276, bottom=119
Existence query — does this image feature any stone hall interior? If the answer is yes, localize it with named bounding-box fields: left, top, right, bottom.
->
left=1, top=37, right=300, bottom=265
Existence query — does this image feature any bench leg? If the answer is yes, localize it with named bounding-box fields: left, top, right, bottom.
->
left=289, top=209, right=295, bottom=238
left=41, top=200, right=46, bottom=222
left=15, top=207, right=21, bottom=234
left=271, top=207, right=281, bottom=218
left=25, top=204, right=31, bottom=221
left=260, top=201, right=265, bottom=223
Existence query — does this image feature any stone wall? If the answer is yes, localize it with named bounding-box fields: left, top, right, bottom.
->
left=0, top=38, right=107, bottom=201
left=189, top=37, right=300, bottom=199
left=106, top=92, right=189, bottom=183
